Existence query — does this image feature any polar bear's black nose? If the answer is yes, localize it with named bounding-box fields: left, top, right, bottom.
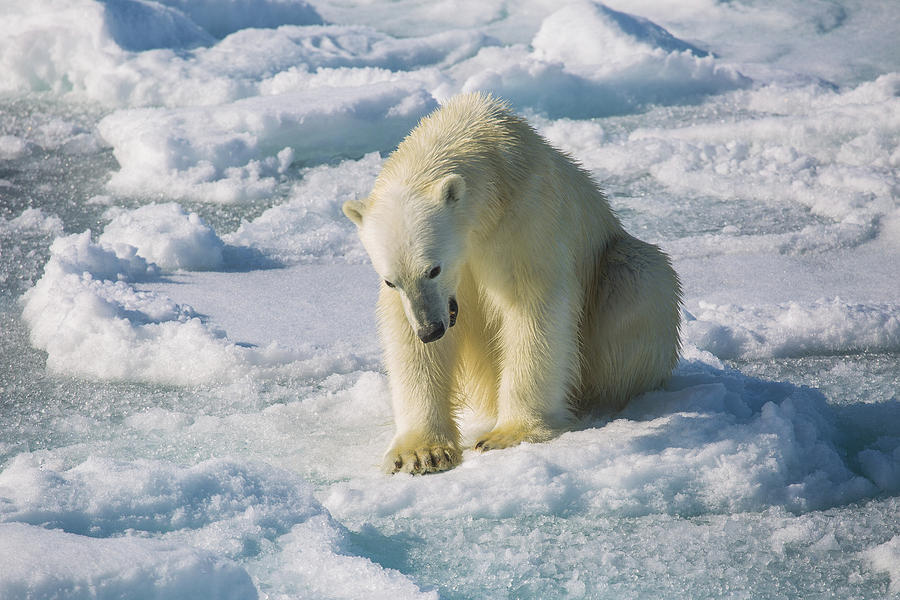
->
left=418, top=321, right=446, bottom=343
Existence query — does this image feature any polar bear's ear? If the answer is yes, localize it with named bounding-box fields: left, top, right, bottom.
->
left=342, top=199, right=366, bottom=226
left=438, top=174, right=465, bottom=205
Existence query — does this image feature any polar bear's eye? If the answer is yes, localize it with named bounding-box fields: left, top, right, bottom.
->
left=427, top=266, right=441, bottom=279
left=384, top=280, right=396, bottom=288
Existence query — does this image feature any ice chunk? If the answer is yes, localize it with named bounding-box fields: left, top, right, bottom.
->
left=531, top=1, right=709, bottom=73
left=99, top=203, right=225, bottom=271
left=98, top=82, right=437, bottom=202
left=99, top=0, right=214, bottom=51
left=0, top=456, right=324, bottom=540
left=858, top=444, right=900, bottom=494
left=450, top=1, right=748, bottom=117
left=0, top=456, right=436, bottom=600
left=863, top=535, right=900, bottom=593
left=0, top=135, right=27, bottom=160
left=0, top=523, right=257, bottom=600
left=19, top=230, right=246, bottom=384
left=685, top=299, right=900, bottom=360
left=224, top=153, right=382, bottom=264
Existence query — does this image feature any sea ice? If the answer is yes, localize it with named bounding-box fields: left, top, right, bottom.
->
left=0, top=522, right=256, bottom=600
left=3, top=0, right=900, bottom=597
left=97, top=83, right=436, bottom=201
left=865, top=536, right=900, bottom=593
left=99, top=203, right=226, bottom=271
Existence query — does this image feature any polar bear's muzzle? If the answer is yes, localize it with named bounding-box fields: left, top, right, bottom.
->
left=416, top=297, right=458, bottom=343
left=417, top=321, right=445, bottom=343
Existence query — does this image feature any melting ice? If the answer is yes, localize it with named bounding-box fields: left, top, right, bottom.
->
left=1, top=0, right=899, bottom=598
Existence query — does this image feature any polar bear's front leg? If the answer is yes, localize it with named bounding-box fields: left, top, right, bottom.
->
left=378, top=290, right=461, bottom=475
left=475, top=290, right=578, bottom=451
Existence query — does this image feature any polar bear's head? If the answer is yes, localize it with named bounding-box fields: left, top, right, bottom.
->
left=343, top=174, right=466, bottom=343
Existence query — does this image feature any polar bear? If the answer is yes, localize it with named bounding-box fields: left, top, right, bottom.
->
left=343, top=93, right=681, bottom=474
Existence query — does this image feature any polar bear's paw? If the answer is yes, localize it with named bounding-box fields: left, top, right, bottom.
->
left=382, top=443, right=461, bottom=475
left=474, top=423, right=553, bottom=452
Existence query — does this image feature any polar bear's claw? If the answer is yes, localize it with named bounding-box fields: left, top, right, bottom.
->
left=384, top=445, right=461, bottom=475
left=474, top=424, right=553, bottom=452
left=474, top=430, right=525, bottom=452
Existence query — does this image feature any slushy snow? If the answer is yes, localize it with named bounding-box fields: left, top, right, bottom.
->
left=2, top=0, right=900, bottom=598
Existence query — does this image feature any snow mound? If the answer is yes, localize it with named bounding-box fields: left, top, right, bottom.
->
left=0, top=523, right=256, bottom=600
left=16, top=204, right=372, bottom=384
left=0, top=3, right=476, bottom=108
left=98, top=82, right=436, bottom=202
left=99, top=203, right=225, bottom=271
left=19, top=228, right=249, bottom=384
left=0, top=0, right=119, bottom=96
left=224, top=154, right=381, bottom=264
left=532, top=1, right=709, bottom=71
left=451, top=1, right=748, bottom=117
left=41, top=229, right=159, bottom=283
left=99, top=0, right=214, bottom=51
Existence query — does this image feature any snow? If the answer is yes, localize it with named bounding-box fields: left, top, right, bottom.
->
left=2, top=0, right=900, bottom=597
left=99, top=203, right=226, bottom=271
left=0, top=457, right=433, bottom=600
left=686, top=299, right=900, bottom=360
left=448, top=2, right=748, bottom=119
left=0, top=523, right=257, bottom=600
left=19, top=229, right=248, bottom=384
left=222, top=153, right=382, bottom=264
left=96, top=82, right=435, bottom=202
left=866, top=536, right=900, bottom=593
left=17, top=228, right=375, bottom=385
left=0, top=135, right=27, bottom=160
left=156, top=0, right=323, bottom=39
left=0, top=208, right=63, bottom=236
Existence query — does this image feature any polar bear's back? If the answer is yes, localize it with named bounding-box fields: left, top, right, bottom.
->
left=378, top=93, right=533, bottom=191
left=378, top=93, right=619, bottom=238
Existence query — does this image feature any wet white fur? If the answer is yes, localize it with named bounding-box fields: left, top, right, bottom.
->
left=343, top=93, right=682, bottom=474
